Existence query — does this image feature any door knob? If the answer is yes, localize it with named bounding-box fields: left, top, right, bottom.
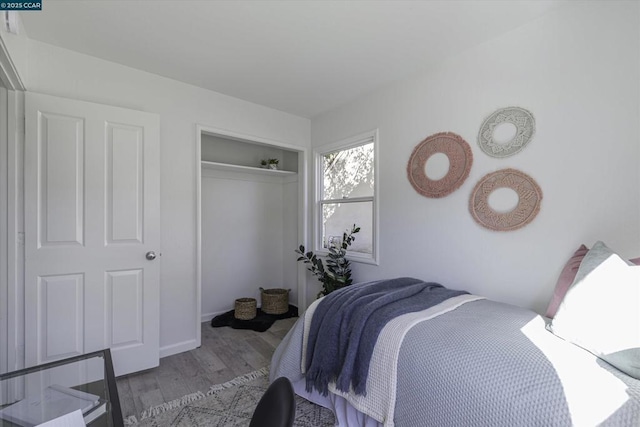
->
left=146, top=251, right=157, bottom=261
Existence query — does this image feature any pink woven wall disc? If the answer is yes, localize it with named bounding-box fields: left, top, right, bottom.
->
left=407, top=132, right=473, bottom=198
left=469, top=168, right=542, bottom=231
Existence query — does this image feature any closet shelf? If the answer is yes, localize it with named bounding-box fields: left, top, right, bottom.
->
left=201, top=161, right=297, bottom=176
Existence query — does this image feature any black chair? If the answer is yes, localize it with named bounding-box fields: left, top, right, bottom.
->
left=249, top=376, right=296, bottom=427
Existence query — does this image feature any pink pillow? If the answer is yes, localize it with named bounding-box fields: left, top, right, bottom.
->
left=545, top=244, right=589, bottom=318
left=546, top=247, right=640, bottom=318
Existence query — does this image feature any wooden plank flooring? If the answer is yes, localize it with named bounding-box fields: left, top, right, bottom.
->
left=115, top=317, right=298, bottom=419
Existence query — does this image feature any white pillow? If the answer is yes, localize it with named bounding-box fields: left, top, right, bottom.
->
left=549, top=241, right=640, bottom=379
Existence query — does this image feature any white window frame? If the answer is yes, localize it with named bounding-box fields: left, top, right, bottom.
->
left=313, top=129, right=379, bottom=265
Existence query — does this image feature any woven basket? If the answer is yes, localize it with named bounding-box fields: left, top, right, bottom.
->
left=234, top=297, right=257, bottom=320
left=259, top=288, right=290, bottom=315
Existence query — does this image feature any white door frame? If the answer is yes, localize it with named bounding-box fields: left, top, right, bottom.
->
left=0, top=86, right=7, bottom=375
left=0, top=29, right=25, bottom=92
left=195, top=124, right=308, bottom=347
left=0, top=31, right=25, bottom=374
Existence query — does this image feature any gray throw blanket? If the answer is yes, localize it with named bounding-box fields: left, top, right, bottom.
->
left=305, top=277, right=467, bottom=396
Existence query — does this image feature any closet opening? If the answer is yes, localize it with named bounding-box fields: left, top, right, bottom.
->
left=195, top=125, right=308, bottom=346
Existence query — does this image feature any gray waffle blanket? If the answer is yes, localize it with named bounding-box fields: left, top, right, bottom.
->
left=272, top=298, right=640, bottom=426
left=305, top=277, right=467, bottom=396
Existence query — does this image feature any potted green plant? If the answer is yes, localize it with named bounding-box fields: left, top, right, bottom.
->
left=268, top=158, right=279, bottom=170
left=295, top=224, right=360, bottom=298
left=260, top=159, right=268, bottom=168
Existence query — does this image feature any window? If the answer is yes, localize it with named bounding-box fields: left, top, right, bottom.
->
left=315, top=130, right=378, bottom=264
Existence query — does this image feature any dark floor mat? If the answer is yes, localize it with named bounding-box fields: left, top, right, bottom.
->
left=210, top=305, right=298, bottom=332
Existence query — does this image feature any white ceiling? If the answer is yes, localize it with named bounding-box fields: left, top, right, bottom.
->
left=21, top=1, right=562, bottom=118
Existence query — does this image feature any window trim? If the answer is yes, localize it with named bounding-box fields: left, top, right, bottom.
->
left=313, top=129, right=379, bottom=265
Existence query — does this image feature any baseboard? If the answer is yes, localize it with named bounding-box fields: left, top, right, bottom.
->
left=201, top=308, right=232, bottom=323
left=159, top=339, right=198, bottom=358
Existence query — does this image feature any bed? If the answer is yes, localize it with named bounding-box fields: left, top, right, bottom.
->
left=270, top=243, right=640, bottom=426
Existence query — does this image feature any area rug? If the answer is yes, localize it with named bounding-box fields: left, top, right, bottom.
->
left=124, top=367, right=334, bottom=427
left=210, top=305, right=298, bottom=332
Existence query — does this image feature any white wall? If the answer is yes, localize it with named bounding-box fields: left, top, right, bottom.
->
left=21, top=40, right=310, bottom=356
left=311, top=1, right=640, bottom=313
left=282, top=178, right=300, bottom=304
left=201, top=168, right=298, bottom=319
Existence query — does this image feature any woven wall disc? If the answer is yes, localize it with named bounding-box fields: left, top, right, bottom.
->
left=407, top=132, right=473, bottom=198
left=478, top=106, right=535, bottom=158
left=469, top=168, right=542, bottom=231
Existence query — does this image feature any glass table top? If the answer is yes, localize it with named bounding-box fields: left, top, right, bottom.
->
left=0, top=350, right=123, bottom=427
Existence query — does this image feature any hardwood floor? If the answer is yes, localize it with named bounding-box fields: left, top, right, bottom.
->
left=115, top=317, right=298, bottom=419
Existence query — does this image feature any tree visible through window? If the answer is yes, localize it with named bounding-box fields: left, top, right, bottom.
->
left=317, top=132, right=376, bottom=261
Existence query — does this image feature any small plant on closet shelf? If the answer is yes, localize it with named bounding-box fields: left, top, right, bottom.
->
left=267, top=158, right=279, bottom=170
left=260, top=158, right=280, bottom=169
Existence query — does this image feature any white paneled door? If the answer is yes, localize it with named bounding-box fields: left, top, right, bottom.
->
left=24, top=92, right=160, bottom=376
